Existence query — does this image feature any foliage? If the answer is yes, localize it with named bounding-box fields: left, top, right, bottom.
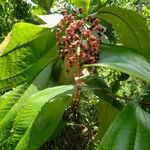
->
left=96, top=102, right=150, bottom=150
left=0, top=0, right=150, bottom=149
left=0, top=0, right=32, bottom=42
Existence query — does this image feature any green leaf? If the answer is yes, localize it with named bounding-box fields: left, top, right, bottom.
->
left=0, top=84, right=29, bottom=122
left=0, top=22, right=58, bottom=91
left=96, top=102, right=150, bottom=150
left=31, top=0, right=55, bottom=12
left=0, top=63, right=54, bottom=148
left=84, top=75, right=108, bottom=90
left=96, top=100, right=120, bottom=140
left=98, top=6, right=150, bottom=60
left=84, top=75, right=123, bottom=109
left=111, top=80, right=120, bottom=94
left=0, top=0, right=5, bottom=7
left=0, top=85, right=73, bottom=149
left=118, top=73, right=130, bottom=81
left=69, top=0, right=91, bottom=15
left=23, top=96, right=71, bottom=150
left=90, top=43, right=150, bottom=83
left=84, top=75, right=122, bottom=139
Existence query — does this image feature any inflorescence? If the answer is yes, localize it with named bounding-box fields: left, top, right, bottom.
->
left=56, top=8, right=101, bottom=115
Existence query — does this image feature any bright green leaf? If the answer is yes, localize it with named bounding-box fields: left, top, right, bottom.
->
left=0, top=22, right=58, bottom=91
left=0, top=0, right=5, bottom=6
left=96, top=102, right=150, bottom=150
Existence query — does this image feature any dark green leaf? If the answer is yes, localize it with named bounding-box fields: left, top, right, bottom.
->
left=98, top=6, right=150, bottom=60
left=84, top=75, right=121, bottom=139
left=84, top=75, right=109, bottom=90
left=96, top=102, right=150, bottom=150
left=84, top=74, right=123, bottom=109
left=0, top=85, right=73, bottom=149
left=89, top=43, right=150, bottom=83
left=118, top=73, right=130, bottom=81
left=96, top=100, right=120, bottom=140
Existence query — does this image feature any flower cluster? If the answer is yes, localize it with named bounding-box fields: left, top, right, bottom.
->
left=56, top=9, right=101, bottom=115
left=56, top=9, right=101, bottom=67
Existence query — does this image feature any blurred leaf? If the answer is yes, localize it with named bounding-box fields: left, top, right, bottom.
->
left=96, top=102, right=150, bottom=150
left=69, top=0, right=91, bottom=15
left=98, top=6, right=150, bottom=60
left=0, top=0, right=5, bottom=7
left=56, top=57, right=75, bottom=85
left=0, top=22, right=58, bottom=91
left=51, top=58, right=63, bottom=83
left=84, top=75, right=121, bottom=140
left=89, top=43, right=150, bottom=83
left=90, top=0, right=111, bottom=13
left=90, top=0, right=103, bottom=13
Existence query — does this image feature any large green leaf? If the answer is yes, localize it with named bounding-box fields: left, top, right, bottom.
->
left=96, top=102, right=150, bottom=150
left=0, top=85, right=73, bottom=149
left=98, top=6, right=150, bottom=60
left=19, top=96, right=71, bottom=150
left=0, top=63, right=53, bottom=121
left=0, top=22, right=58, bottom=91
left=89, top=43, right=150, bottom=83
left=0, top=62, right=54, bottom=147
